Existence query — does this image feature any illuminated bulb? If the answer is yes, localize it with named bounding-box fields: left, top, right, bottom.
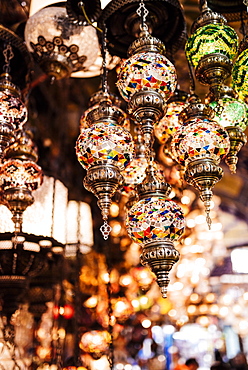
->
left=142, top=319, right=151, bottom=328
left=84, top=296, right=98, bottom=308
left=219, top=306, right=229, bottom=317
left=190, top=293, right=200, bottom=303
left=206, top=293, right=216, bottom=303
left=209, top=304, right=219, bottom=315
left=199, top=304, right=208, bottom=314
left=110, top=202, right=119, bottom=217
left=187, top=305, right=197, bottom=315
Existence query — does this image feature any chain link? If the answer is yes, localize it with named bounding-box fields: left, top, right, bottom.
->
left=3, top=43, right=14, bottom=74
left=136, top=0, right=149, bottom=31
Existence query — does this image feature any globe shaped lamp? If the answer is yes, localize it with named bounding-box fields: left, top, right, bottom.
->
left=171, top=96, right=230, bottom=228
left=208, top=85, right=248, bottom=173
left=24, top=6, right=99, bottom=80
left=76, top=99, right=134, bottom=239
left=185, top=3, right=238, bottom=95
left=126, top=163, right=184, bottom=298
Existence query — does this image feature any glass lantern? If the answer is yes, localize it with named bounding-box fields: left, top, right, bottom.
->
left=24, top=6, right=99, bottom=79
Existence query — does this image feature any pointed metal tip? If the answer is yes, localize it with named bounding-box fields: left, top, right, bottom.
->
left=161, top=286, right=168, bottom=298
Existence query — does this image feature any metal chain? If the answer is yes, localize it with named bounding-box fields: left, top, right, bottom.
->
left=243, top=0, right=248, bottom=13
left=136, top=0, right=149, bottom=31
left=3, top=43, right=14, bottom=74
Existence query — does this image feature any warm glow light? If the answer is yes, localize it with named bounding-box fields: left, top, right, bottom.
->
left=231, top=248, right=248, bottom=273
left=141, top=319, right=151, bottom=328
left=187, top=305, right=197, bottom=315
left=110, top=202, right=119, bottom=217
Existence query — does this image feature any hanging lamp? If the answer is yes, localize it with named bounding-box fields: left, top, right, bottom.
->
left=207, top=85, right=248, bottom=173
left=185, top=1, right=238, bottom=97
left=0, top=42, right=28, bottom=158
left=76, top=30, right=134, bottom=240
left=116, top=0, right=177, bottom=156
left=0, top=128, right=43, bottom=234
left=171, top=95, right=230, bottom=228
left=24, top=0, right=101, bottom=80
left=126, top=161, right=185, bottom=298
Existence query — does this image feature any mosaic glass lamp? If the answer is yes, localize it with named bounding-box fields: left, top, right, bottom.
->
left=208, top=85, right=248, bottom=173
left=0, top=129, right=43, bottom=233
left=24, top=6, right=99, bottom=80
left=185, top=3, right=238, bottom=96
left=171, top=95, right=230, bottom=228
left=154, top=89, right=189, bottom=145
left=117, top=2, right=177, bottom=152
left=126, top=162, right=184, bottom=298
left=76, top=98, right=134, bottom=239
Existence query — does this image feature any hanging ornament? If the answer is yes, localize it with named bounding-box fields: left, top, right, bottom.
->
left=0, top=43, right=28, bottom=158
left=79, top=329, right=111, bottom=359
left=171, top=95, right=230, bottom=228
left=0, top=129, right=43, bottom=233
left=185, top=1, right=238, bottom=96
left=117, top=1, right=177, bottom=153
left=76, top=98, right=134, bottom=240
left=126, top=162, right=184, bottom=298
left=208, top=85, right=248, bottom=173
left=76, top=28, right=134, bottom=240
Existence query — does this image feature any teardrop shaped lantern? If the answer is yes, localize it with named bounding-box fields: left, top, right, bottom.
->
left=185, top=2, right=238, bottom=96
left=208, top=85, right=248, bottom=173
left=126, top=163, right=184, bottom=298
left=76, top=98, right=134, bottom=240
left=171, top=95, right=230, bottom=228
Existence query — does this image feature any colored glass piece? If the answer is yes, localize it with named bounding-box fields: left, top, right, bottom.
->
left=76, top=122, right=134, bottom=170
left=126, top=196, right=185, bottom=245
left=185, top=23, right=238, bottom=68
left=117, top=52, right=177, bottom=102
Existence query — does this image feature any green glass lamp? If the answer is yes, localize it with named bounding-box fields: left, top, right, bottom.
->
left=208, top=86, right=248, bottom=173
left=185, top=2, right=238, bottom=96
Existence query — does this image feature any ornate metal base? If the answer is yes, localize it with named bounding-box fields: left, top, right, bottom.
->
left=185, top=158, right=223, bottom=228
left=140, top=240, right=180, bottom=298
left=225, top=127, right=247, bottom=174
left=128, top=89, right=166, bottom=148
left=84, top=161, right=123, bottom=239
left=40, top=58, right=71, bottom=81
left=195, top=53, right=232, bottom=96
left=2, top=187, right=34, bottom=233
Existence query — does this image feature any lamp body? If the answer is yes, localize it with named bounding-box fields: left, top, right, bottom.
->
left=76, top=122, right=133, bottom=171
left=209, top=96, right=248, bottom=172
left=24, top=7, right=99, bottom=79
left=0, top=89, right=27, bottom=129
left=171, top=118, right=230, bottom=167
left=126, top=196, right=184, bottom=297
left=117, top=51, right=177, bottom=103
left=154, top=100, right=187, bottom=144
left=185, top=23, right=238, bottom=69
